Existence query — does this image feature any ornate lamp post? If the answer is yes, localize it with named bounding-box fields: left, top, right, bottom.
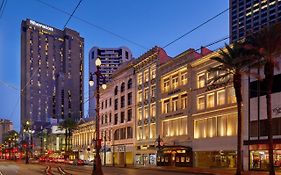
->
left=23, top=121, right=35, bottom=164
left=89, top=57, right=107, bottom=175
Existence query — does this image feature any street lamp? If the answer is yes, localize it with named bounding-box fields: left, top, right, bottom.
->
left=155, top=135, right=164, bottom=166
left=23, top=121, right=35, bottom=164
left=89, top=57, right=107, bottom=175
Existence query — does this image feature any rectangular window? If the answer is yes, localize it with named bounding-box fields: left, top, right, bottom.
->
left=144, top=106, right=149, bottom=119
left=127, top=92, right=132, bottom=105
left=172, top=97, right=178, bottom=111
left=138, top=108, right=142, bottom=121
left=207, top=93, right=215, bottom=108
left=228, top=87, right=236, bottom=104
left=151, top=104, right=156, bottom=117
left=144, top=70, right=149, bottom=82
left=217, top=90, right=226, bottom=105
left=163, top=117, right=188, bottom=137
left=181, top=71, right=188, bottom=85
left=127, top=127, right=133, bottom=139
left=163, top=78, right=170, bottom=92
left=151, top=66, right=156, bottom=79
left=114, top=99, right=118, bottom=110
left=121, top=112, right=125, bottom=123
left=137, top=126, right=142, bottom=140
left=172, top=75, right=179, bottom=89
left=151, top=86, right=156, bottom=98
left=197, top=73, right=205, bottom=88
left=197, top=96, right=205, bottom=110
left=114, top=113, right=118, bottom=125
left=144, top=125, right=149, bottom=139
left=181, top=94, right=188, bottom=109
left=163, top=100, right=170, bottom=113
left=138, top=73, right=143, bottom=85
left=150, top=124, right=156, bottom=139
left=138, top=91, right=142, bottom=103
left=121, top=96, right=125, bottom=108
left=127, top=109, right=132, bottom=121
left=144, top=88, right=149, bottom=100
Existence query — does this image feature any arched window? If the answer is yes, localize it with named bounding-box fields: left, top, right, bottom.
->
left=114, top=129, right=120, bottom=140
left=114, top=86, right=118, bottom=95
left=121, top=82, right=125, bottom=92
left=127, top=78, right=132, bottom=89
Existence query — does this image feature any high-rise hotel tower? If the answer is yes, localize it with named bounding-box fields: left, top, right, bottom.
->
left=21, top=19, right=84, bottom=129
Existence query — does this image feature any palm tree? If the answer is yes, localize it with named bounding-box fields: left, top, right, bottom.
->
left=208, top=42, right=257, bottom=175
left=59, top=118, right=77, bottom=152
left=246, top=22, right=281, bottom=175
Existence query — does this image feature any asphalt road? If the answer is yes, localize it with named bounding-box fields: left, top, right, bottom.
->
left=0, top=160, right=200, bottom=175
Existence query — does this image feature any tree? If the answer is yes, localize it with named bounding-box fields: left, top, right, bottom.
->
left=3, top=130, right=19, bottom=160
left=246, top=22, right=281, bottom=175
left=208, top=42, right=257, bottom=175
left=59, top=118, right=77, bottom=152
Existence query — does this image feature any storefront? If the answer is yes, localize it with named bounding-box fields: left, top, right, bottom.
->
left=248, top=144, right=281, bottom=171
left=112, top=144, right=134, bottom=166
left=195, top=151, right=236, bottom=168
left=135, top=145, right=157, bottom=166
left=156, top=146, right=192, bottom=167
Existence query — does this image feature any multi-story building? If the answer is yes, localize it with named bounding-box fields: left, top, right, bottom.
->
left=21, top=19, right=84, bottom=129
left=157, top=49, right=201, bottom=167
left=243, top=61, right=281, bottom=170
left=99, top=60, right=135, bottom=166
left=89, top=47, right=132, bottom=118
left=72, top=117, right=96, bottom=161
left=0, top=119, right=13, bottom=144
left=134, top=46, right=170, bottom=166
left=190, top=49, right=238, bottom=168
left=230, top=0, right=281, bottom=42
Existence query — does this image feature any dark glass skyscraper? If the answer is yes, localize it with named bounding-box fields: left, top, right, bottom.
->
left=21, top=19, right=84, bottom=129
left=230, top=0, right=281, bottom=42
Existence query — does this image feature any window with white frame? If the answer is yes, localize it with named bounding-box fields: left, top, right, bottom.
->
left=172, top=75, right=179, bottom=89
left=144, top=88, right=149, bottom=100
left=137, top=108, right=142, bottom=120
left=163, top=78, right=170, bottom=92
left=144, top=106, right=149, bottom=119
left=181, top=71, right=188, bottom=85
left=181, top=94, right=188, bottom=109
left=197, top=73, right=205, bottom=88
left=151, top=65, right=156, bottom=79
left=138, top=73, right=142, bottom=85
left=138, top=91, right=142, bottom=102
left=197, top=96, right=205, bottom=110
left=151, top=104, right=156, bottom=117
left=207, top=93, right=215, bottom=108
left=172, top=97, right=178, bottom=111
left=144, top=70, right=149, bottom=82
left=217, top=90, right=226, bottom=106
left=163, top=99, right=170, bottom=113
left=151, top=86, right=156, bottom=98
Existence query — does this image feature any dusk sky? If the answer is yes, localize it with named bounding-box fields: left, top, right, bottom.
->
left=0, top=0, right=229, bottom=131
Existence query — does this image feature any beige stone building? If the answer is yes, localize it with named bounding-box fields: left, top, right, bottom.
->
left=134, top=47, right=170, bottom=166
left=72, top=117, right=95, bottom=161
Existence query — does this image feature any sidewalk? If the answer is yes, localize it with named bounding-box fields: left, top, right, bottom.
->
left=116, top=165, right=281, bottom=175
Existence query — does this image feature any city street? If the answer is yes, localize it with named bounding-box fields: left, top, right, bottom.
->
left=0, top=160, right=200, bottom=175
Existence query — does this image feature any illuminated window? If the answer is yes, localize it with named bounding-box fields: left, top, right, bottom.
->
left=138, top=73, right=142, bottom=85
left=197, top=96, right=205, bottom=110
left=151, top=104, right=156, bottom=117
left=144, top=88, right=149, bottom=100
left=144, top=70, right=149, bottom=82
left=144, top=106, right=149, bottom=119
left=228, top=87, right=236, bottom=104
left=172, top=75, right=179, bottom=89
left=181, top=94, right=188, bottom=109
left=144, top=125, right=149, bottom=139
left=138, top=91, right=142, bottom=103
left=150, top=124, right=156, bottom=139
left=172, top=97, right=178, bottom=111
left=163, top=100, right=170, bottom=113
left=197, top=73, right=205, bottom=88
left=163, top=78, right=170, bottom=92
left=207, top=93, right=215, bottom=108
left=151, top=66, right=156, bottom=79
left=138, top=108, right=142, bottom=120
left=163, top=117, right=188, bottom=137
left=151, top=86, right=156, bottom=98
left=206, top=71, right=215, bottom=83
left=217, top=90, right=226, bottom=106
left=137, top=126, right=143, bottom=140
left=181, top=71, right=188, bottom=85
